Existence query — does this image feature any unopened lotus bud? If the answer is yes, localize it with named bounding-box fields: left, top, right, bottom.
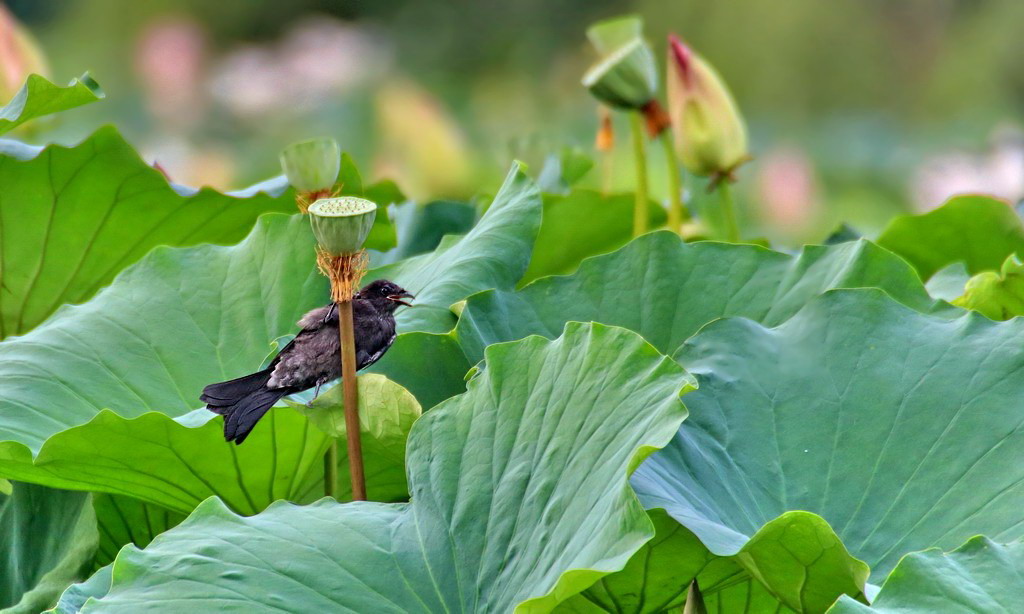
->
left=280, top=137, right=341, bottom=193
left=308, top=197, right=376, bottom=255
left=0, top=5, right=50, bottom=102
left=666, top=34, right=749, bottom=178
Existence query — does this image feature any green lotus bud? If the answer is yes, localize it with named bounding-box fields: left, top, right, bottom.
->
left=308, top=197, right=376, bottom=254
left=666, top=34, right=749, bottom=177
left=582, top=15, right=658, bottom=111
left=280, top=137, right=341, bottom=193
left=0, top=5, right=50, bottom=102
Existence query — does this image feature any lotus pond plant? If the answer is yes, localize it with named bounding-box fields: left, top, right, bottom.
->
left=0, top=15, right=1023, bottom=614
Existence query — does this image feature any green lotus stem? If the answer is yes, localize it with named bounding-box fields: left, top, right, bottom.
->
left=659, top=129, right=688, bottom=233
left=629, top=111, right=649, bottom=237
left=717, top=180, right=740, bottom=242
left=324, top=439, right=338, bottom=498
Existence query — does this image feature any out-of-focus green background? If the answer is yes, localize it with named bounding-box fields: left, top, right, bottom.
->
left=8, top=0, right=1024, bottom=244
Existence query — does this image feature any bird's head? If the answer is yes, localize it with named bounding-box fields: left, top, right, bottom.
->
left=357, top=279, right=414, bottom=312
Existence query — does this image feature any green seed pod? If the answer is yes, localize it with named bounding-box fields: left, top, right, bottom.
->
left=280, top=137, right=341, bottom=193
left=308, top=197, right=377, bottom=254
left=582, top=38, right=658, bottom=111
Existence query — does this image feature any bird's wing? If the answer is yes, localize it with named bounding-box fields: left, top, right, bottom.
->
left=356, top=330, right=397, bottom=370
left=296, top=304, right=336, bottom=330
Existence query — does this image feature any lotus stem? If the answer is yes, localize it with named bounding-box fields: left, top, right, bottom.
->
left=338, top=298, right=366, bottom=500
left=717, top=180, right=740, bottom=242
left=629, top=111, right=649, bottom=237
left=659, top=129, right=688, bottom=233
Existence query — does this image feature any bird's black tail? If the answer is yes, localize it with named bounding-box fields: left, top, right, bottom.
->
left=201, top=369, right=287, bottom=444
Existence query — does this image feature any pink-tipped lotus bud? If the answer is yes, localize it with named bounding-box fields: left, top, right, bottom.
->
left=0, top=5, right=49, bottom=102
left=666, top=34, right=749, bottom=178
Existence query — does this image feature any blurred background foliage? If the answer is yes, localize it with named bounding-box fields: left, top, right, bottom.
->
left=7, top=0, right=1024, bottom=244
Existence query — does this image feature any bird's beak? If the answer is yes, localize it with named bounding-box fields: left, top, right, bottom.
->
left=387, top=291, right=414, bottom=307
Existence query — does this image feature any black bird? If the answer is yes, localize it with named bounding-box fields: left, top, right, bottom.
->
left=201, top=279, right=413, bottom=444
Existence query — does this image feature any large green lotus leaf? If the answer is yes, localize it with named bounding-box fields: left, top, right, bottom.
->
left=73, top=323, right=694, bottom=613
left=367, top=162, right=542, bottom=334
left=92, top=494, right=185, bottom=567
left=0, top=482, right=97, bottom=614
left=0, top=213, right=324, bottom=455
left=0, top=375, right=418, bottom=516
left=0, top=162, right=539, bottom=504
left=829, top=536, right=1024, bottom=613
left=458, top=232, right=942, bottom=364
left=876, top=195, right=1024, bottom=280
left=558, top=510, right=866, bottom=614
left=0, top=125, right=300, bottom=337
left=521, top=190, right=667, bottom=285
left=0, top=73, right=103, bottom=135
left=627, top=289, right=1024, bottom=611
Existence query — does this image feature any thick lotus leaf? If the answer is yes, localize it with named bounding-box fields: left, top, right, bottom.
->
left=0, top=375, right=418, bottom=515
left=925, top=262, right=970, bottom=302
left=458, top=232, right=942, bottom=364
left=0, top=162, right=539, bottom=508
left=627, top=289, right=1024, bottom=611
left=367, top=162, right=542, bottom=334
left=522, top=190, right=667, bottom=285
left=0, top=482, right=97, bottom=614
left=0, top=73, right=103, bottom=135
left=72, top=323, right=693, bottom=613
left=877, top=195, right=1024, bottom=280
left=374, top=199, right=477, bottom=266
left=829, top=537, right=1024, bottom=613
left=0, top=126, right=302, bottom=337
left=951, top=254, right=1024, bottom=320
left=92, top=494, right=185, bottom=567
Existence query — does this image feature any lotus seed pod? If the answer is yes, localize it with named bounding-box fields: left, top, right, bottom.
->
left=308, top=197, right=377, bottom=254
left=280, top=137, right=341, bottom=193
left=666, top=34, right=749, bottom=177
left=582, top=38, right=658, bottom=111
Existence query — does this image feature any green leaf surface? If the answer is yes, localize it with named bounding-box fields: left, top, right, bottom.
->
left=951, top=254, right=1024, bottom=320
left=828, top=537, right=1024, bottom=613
left=0, top=482, right=97, bottom=614
left=368, top=162, right=542, bottom=334
left=75, top=323, right=693, bottom=613
left=0, top=125, right=300, bottom=337
left=925, top=262, right=970, bottom=302
left=0, top=73, right=103, bottom=135
left=0, top=163, right=539, bottom=511
left=876, top=195, right=1024, bottom=280
left=336, top=152, right=398, bottom=250
left=522, top=190, right=667, bottom=285
left=458, top=232, right=942, bottom=364
left=47, top=565, right=111, bottom=614
left=629, top=289, right=1024, bottom=610
left=92, top=494, right=185, bottom=567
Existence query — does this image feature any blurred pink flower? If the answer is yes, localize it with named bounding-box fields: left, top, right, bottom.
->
left=755, top=145, right=820, bottom=229
left=911, top=124, right=1024, bottom=211
left=135, top=16, right=207, bottom=128
left=0, top=5, right=49, bottom=101
left=209, top=16, right=389, bottom=119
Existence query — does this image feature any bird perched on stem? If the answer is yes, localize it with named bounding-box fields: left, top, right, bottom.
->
left=200, top=279, right=413, bottom=444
